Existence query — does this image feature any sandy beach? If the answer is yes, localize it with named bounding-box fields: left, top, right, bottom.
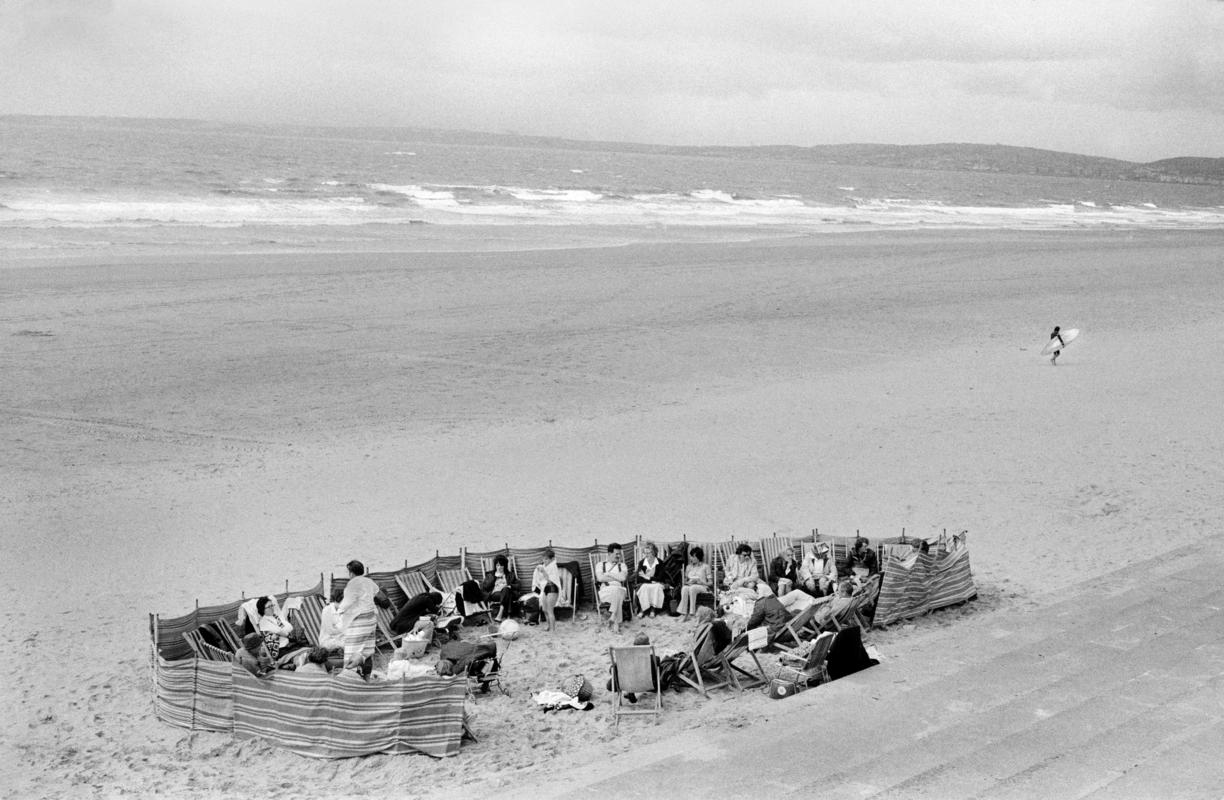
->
left=3, top=226, right=1224, bottom=798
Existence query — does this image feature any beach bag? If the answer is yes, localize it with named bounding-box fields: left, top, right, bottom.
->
left=561, top=674, right=593, bottom=702
left=767, top=676, right=802, bottom=700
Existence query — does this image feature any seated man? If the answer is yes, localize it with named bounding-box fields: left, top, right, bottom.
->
left=799, top=542, right=837, bottom=597
left=596, top=543, right=630, bottom=633
left=745, top=586, right=792, bottom=642
left=768, top=544, right=801, bottom=596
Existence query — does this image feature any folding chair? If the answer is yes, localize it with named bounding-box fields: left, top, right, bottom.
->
left=375, top=605, right=409, bottom=651
left=201, top=642, right=235, bottom=663
left=676, top=623, right=733, bottom=697
left=211, top=619, right=244, bottom=652
left=553, top=569, right=577, bottom=622
left=589, top=552, right=632, bottom=626
left=437, top=568, right=491, bottom=623
left=181, top=629, right=210, bottom=659
left=609, top=644, right=662, bottom=728
left=290, top=594, right=325, bottom=647
left=772, top=599, right=828, bottom=656
left=394, top=571, right=438, bottom=603
left=712, top=630, right=768, bottom=692
left=775, top=630, right=835, bottom=689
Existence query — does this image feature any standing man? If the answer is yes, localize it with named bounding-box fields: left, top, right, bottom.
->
left=1049, top=325, right=1065, bottom=365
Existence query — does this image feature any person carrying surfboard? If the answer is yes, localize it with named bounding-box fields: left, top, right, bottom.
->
left=1049, top=326, right=1065, bottom=365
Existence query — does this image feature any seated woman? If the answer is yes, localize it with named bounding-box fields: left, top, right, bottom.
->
left=256, top=595, right=304, bottom=663
left=635, top=542, right=667, bottom=618
left=317, top=586, right=346, bottom=652
left=677, top=546, right=712, bottom=622
left=481, top=555, right=517, bottom=622
left=768, top=544, right=801, bottom=596
left=237, top=632, right=273, bottom=677
left=390, top=591, right=443, bottom=635
left=519, top=549, right=562, bottom=632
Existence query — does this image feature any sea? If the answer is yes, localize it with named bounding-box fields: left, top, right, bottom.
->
left=3, top=116, right=1223, bottom=247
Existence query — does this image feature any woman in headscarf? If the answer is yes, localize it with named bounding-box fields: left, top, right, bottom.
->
left=338, top=559, right=379, bottom=675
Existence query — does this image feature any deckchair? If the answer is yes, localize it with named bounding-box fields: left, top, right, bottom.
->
left=291, top=594, right=325, bottom=647
left=772, top=599, right=828, bottom=655
left=375, top=605, right=409, bottom=652
left=394, top=571, right=438, bottom=603
left=675, top=623, right=733, bottom=697
left=774, top=631, right=835, bottom=689
left=480, top=556, right=519, bottom=620
left=589, top=552, right=632, bottom=625
left=201, top=642, right=235, bottom=663
left=609, top=645, right=662, bottom=728
left=712, top=630, right=768, bottom=692
left=182, top=629, right=210, bottom=659
left=553, top=569, right=577, bottom=622
left=853, top=573, right=882, bottom=629
left=202, top=619, right=243, bottom=653
left=436, top=568, right=491, bottom=622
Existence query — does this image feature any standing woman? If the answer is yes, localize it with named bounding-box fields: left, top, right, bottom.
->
left=635, top=542, right=667, bottom=618
left=338, top=559, right=379, bottom=675
left=677, top=546, right=711, bottom=621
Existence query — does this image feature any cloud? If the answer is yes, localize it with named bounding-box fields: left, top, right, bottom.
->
left=0, top=0, right=1221, bottom=159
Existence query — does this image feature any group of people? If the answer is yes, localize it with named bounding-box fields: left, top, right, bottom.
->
left=231, top=539, right=882, bottom=681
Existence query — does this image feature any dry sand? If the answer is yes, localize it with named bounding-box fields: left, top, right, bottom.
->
left=3, top=227, right=1223, bottom=798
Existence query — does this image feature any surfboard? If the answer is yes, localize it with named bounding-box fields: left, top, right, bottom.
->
left=1041, top=328, right=1079, bottom=355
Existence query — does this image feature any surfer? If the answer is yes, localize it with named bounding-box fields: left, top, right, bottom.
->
left=1049, top=326, right=1065, bottom=365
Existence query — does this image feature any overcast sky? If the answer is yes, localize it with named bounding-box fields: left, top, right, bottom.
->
left=2, top=0, right=1221, bottom=161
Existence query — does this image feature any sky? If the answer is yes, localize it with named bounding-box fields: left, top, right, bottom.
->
left=1, top=0, right=1221, bottom=162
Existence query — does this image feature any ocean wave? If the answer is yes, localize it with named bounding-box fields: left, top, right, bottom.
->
left=3, top=185, right=1223, bottom=231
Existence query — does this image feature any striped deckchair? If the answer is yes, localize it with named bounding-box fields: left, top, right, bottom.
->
left=436, top=568, right=490, bottom=621
left=395, top=571, right=437, bottom=603
left=211, top=619, right=243, bottom=652
left=676, top=623, right=732, bottom=697
left=553, top=569, right=577, bottom=621
left=375, top=605, right=408, bottom=652
left=181, top=629, right=210, bottom=659
left=201, top=642, right=235, bottom=663
left=292, top=595, right=325, bottom=647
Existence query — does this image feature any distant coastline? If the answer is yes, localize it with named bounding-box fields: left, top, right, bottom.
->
left=6, top=114, right=1220, bottom=186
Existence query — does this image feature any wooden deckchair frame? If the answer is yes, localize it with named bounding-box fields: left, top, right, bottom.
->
left=291, top=594, right=325, bottom=648
left=676, top=623, right=733, bottom=697
left=711, top=630, right=768, bottom=692
left=773, top=599, right=828, bottom=655
left=609, top=644, right=662, bottom=728
left=375, top=605, right=409, bottom=652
